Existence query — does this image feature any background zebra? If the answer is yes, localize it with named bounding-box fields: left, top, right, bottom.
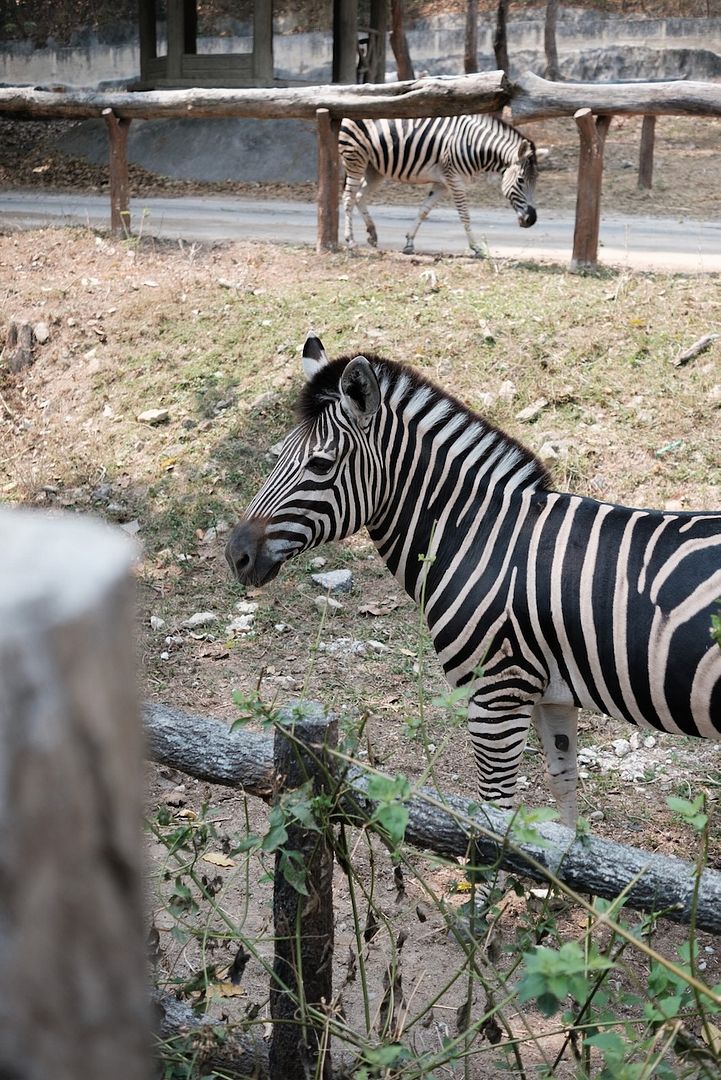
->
left=226, top=335, right=721, bottom=829
left=338, top=114, right=538, bottom=258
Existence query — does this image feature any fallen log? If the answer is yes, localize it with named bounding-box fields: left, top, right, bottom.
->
left=0, top=72, right=509, bottom=123
left=511, top=70, right=721, bottom=121
left=144, top=702, right=721, bottom=936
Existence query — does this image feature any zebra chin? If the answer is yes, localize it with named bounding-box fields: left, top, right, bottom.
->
left=225, top=519, right=286, bottom=588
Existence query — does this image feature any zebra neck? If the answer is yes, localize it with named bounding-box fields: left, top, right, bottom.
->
left=367, top=413, right=546, bottom=604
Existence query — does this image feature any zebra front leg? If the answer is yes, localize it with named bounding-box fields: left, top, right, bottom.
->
left=354, top=170, right=384, bottom=248
left=403, top=186, right=442, bottom=254
left=445, top=173, right=486, bottom=258
left=342, top=174, right=363, bottom=249
left=532, top=703, right=579, bottom=829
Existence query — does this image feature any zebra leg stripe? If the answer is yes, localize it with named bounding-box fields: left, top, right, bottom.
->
left=444, top=170, right=484, bottom=258
left=531, top=703, right=579, bottom=829
left=403, top=185, right=443, bottom=255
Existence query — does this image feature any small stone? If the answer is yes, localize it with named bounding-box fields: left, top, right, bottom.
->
left=226, top=615, right=255, bottom=634
left=150, top=615, right=166, bottom=630
left=269, top=440, right=285, bottom=457
left=315, top=595, right=343, bottom=615
left=137, top=408, right=169, bottom=425
left=367, top=639, right=390, bottom=653
left=664, top=500, right=684, bottom=512
left=182, top=611, right=218, bottom=629
left=235, top=600, right=259, bottom=616
left=160, top=651, right=170, bottom=660
left=119, top=519, right=141, bottom=536
left=311, top=569, right=353, bottom=594
left=515, top=398, right=548, bottom=423
left=267, top=674, right=300, bottom=691
left=538, top=441, right=559, bottom=462
left=497, top=380, right=517, bottom=402
left=643, top=735, right=657, bottom=749
left=589, top=810, right=605, bottom=822
left=274, top=623, right=289, bottom=633
left=33, top=321, right=50, bottom=344
left=309, top=557, right=327, bottom=570
left=612, top=738, right=631, bottom=758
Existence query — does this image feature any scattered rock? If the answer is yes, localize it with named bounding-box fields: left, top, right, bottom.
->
left=515, top=398, right=549, bottom=423
left=150, top=615, right=166, bottom=631
left=366, top=639, right=390, bottom=654
left=226, top=615, right=255, bottom=635
left=181, top=611, right=218, bottom=629
left=235, top=600, right=259, bottom=616
left=137, top=407, right=170, bottom=425
left=589, top=810, right=605, bottom=822
left=311, top=568, right=353, bottom=594
left=314, top=595, right=343, bottom=615
left=497, top=380, right=517, bottom=402
left=612, top=738, right=632, bottom=758
left=119, top=519, right=141, bottom=536
left=309, top=556, right=327, bottom=570
left=318, top=637, right=366, bottom=656
left=33, top=321, right=50, bottom=344
left=266, top=674, right=301, bottom=691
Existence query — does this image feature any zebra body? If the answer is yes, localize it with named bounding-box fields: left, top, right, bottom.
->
left=338, top=115, right=538, bottom=257
left=226, top=337, right=721, bottom=827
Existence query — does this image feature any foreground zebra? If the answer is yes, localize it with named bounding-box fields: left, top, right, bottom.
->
left=226, top=336, right=721, bottom=828
left=338, top=114, right=538, bottom=257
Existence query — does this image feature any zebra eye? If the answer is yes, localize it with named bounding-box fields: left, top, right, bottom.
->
left=306, top=454, right=335, bottom=475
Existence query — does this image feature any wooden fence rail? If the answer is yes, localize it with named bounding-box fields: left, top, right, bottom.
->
left=2, top=71, right=721, bottom=266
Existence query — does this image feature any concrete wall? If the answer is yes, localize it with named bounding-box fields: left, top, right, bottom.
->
left=2, top=9, right=720, bottom=88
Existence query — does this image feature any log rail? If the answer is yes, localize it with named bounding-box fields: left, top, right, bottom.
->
left=1, top=71, right=721, bottom=266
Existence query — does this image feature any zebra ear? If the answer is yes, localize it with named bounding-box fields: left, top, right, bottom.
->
left=302, top=334, right=330, bottom=380
left=517, top=139, right=535, bottom=163
left=340, top=356, right=380, bottom=428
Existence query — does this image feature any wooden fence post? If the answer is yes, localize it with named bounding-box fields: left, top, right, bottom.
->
left=571, top=107, right=612, bottom=271
left=638, top=114, right=656, bottom=190
left=316, top=107, right=340, bottom=254
left=103, top=107, right=131, bottom=236
left=0, top=508, right=149, bottom=1080
left=269, top=703, right=337, bottom=1080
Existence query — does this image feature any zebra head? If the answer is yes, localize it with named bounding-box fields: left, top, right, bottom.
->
left=501, top=139, right=537, bottom=229
left=226, top=335, right=383, bottom=586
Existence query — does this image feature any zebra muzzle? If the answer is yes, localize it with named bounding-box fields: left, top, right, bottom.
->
left=225, top=518, right=283, bottom=587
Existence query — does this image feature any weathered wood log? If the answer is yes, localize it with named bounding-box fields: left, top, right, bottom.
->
left=638, top=114, right=656, bottom=190
left=571, top=107, right=612, bottom=271
left=0, top=73, right=510, bottom=123
left=155, top=992, right=269, bottom=1078
left=103, top=108, right=131, bottom=235
left=269, top=705, right=336, bottom=1080
left=144, top=701, right=721, bottom=936
left=316, top=108, right=340, bottom=253
left=511, top=70, right=721, bottom=121
left=0, top=508, right=149, bottom=1079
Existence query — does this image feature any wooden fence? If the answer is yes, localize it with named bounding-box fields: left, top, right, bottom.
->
left=4, top=508, right=721, bottom=1077
left=2, top=72, right=721, bottom=268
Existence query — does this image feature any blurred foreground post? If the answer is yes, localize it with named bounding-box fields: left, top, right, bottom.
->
left=0, top=509, right=150, bottom=1080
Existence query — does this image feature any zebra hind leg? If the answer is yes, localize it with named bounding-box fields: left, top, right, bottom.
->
left=403, top=186, right=442, bottom=254
left=354, top=169, right=384, bottom=248
left=342, top=174, right=363, bottom=249
left=531, top=703, right=579, bottom=829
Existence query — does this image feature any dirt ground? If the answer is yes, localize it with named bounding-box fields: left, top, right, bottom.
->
left=1, top=119, right=720, bottom=1075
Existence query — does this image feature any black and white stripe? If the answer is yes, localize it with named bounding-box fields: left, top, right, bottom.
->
left=338, top=114, right=538, bottom=257
left=226, top=337, right=721, bottom=825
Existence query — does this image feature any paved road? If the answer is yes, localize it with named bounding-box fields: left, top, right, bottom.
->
left=1, top=190, right=719, bottom=273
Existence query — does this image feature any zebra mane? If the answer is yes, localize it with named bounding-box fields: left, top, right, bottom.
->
left=474, top=112, right=535, bottom=152
left=297, top=352, right=552, bottom=491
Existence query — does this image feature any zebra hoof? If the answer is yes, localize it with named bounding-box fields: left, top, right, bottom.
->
left=402, top=243, right=415, bottom=256
left=367, top=237, right=378, bottom=249
left=471, top=247, right=486, bottom=260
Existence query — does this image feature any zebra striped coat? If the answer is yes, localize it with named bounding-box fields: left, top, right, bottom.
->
left=338, top=114, right=538, bottom=257
left=226, top=337, right=721, bottom=827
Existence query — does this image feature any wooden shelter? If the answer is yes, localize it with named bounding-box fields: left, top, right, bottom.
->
left=138, top=0, right=387, bottom=89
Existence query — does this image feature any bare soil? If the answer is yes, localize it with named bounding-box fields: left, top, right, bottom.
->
left=1, top=126, right=720, bottom=1074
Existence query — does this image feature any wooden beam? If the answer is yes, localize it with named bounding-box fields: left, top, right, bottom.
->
left=638, top=114, right=656, bottom=190
left=0, top=73, right=510, bottom=122
left=103, top=109, right=131, bottom=236
left=333, top=0, right=358, bottom=84
left=316, top=108, right=340, bottom=253
left=511, top=70, right=721, bottom=121
left=571, top=107, right=612, bottom=271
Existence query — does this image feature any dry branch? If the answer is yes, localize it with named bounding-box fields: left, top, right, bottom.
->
left=672, top=333, right=720, bottom=367
left=144, top=702, right=721, bottom=936
left=155, top=993, right=269, bottom=1078
left=0, top=73, right=509, bottom=123
left=511, top=70, right=721, bottom=121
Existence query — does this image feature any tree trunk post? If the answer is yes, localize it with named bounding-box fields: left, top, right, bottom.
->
left=464, top=0, right=478, bottom=75
left=316, top=108, right=340, bottom=254
left=269, top=703, right=337, bottom=1080
left=638, top=113, right=656, bottom=190
left=0, top=508, right=149, bottom=1080
left=493, top=0, right=510, bottom=74
left=390, top=0, right=415, bottom=81
left=571, top=108, right=612, bottom=271
left=103, top=107, right=131, bottom=236
left=544, top=0, right=561, bottom=81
